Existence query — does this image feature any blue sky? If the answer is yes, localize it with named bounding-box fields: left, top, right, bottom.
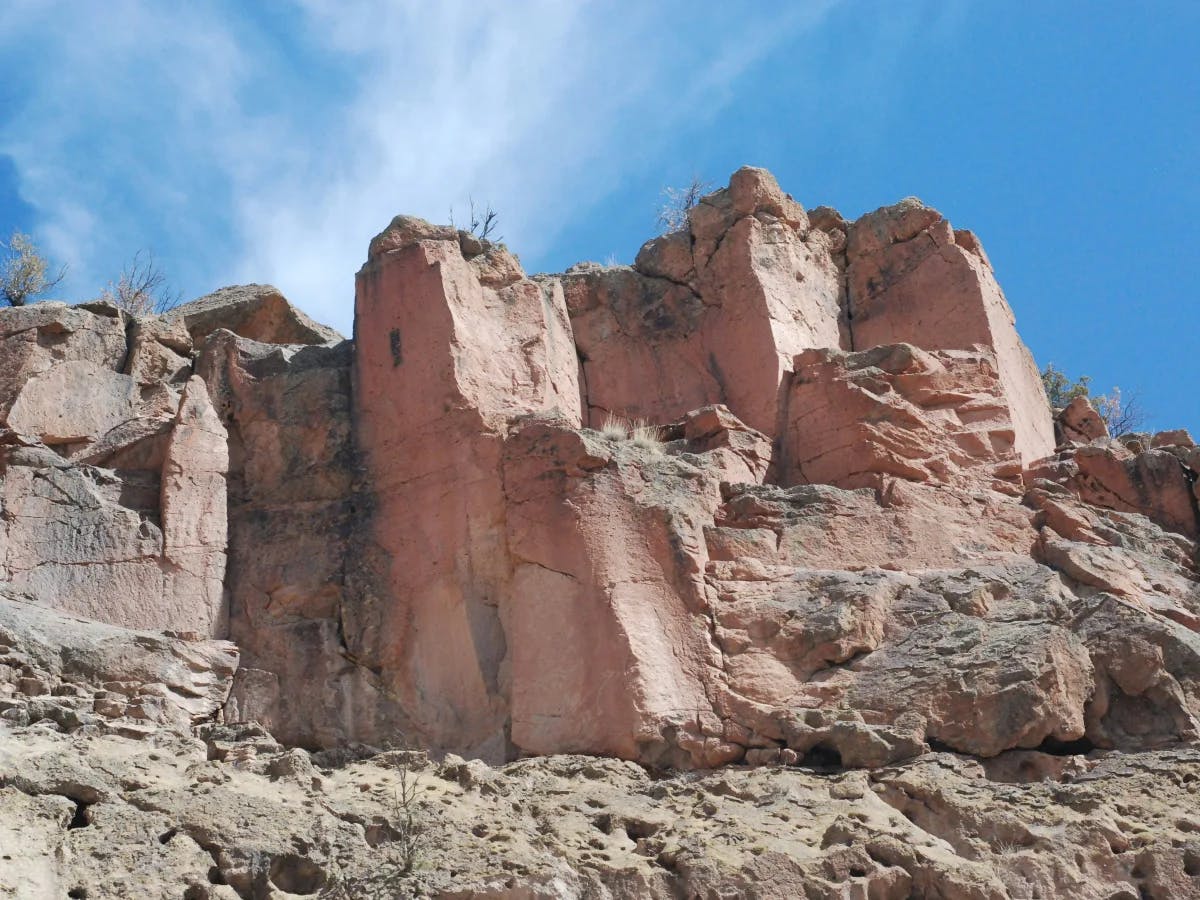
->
left=2, top=2, right=1197, bottom=431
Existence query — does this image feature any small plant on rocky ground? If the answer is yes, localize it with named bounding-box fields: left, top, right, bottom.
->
left=450, top=197, right=501, bottom=243
left=97, top=250, right=181, bottom=316
left=657, top=175, right=712, bottom=234
left=630, top=418, right=663, bottom=451
left=318, top=763, right=427, bottom=897
left=1040, top=363, right=1146, bottom=436
left=597, top=415, right=664, bottom=453
left=600, top=413, right=628, bottom=441
left=393, top=762, right=425, bottom=875
left=1, top=229, right=66, bottom=307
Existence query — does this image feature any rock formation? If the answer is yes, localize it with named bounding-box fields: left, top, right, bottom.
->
left=3, top=167, right=1200, bottom=897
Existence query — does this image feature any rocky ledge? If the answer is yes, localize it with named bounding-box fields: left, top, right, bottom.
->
left=2, top=168, right=1199, bottom=898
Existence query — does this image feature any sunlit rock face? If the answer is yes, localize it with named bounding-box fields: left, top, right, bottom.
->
left=7, top=166, right=1200, bottom=779
left=8, top=166, right=1200, bottom=897
left=0, top=301, right=227, bottom=636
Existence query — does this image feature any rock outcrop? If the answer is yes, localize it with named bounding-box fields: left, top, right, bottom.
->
left=0, top=301, right=228, bottom=636
left=166, top=284, right=344, bottom=347
left=3, top=166, right=1200, bottom=897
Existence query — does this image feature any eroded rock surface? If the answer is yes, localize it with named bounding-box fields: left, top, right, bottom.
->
left=0, top=302, right=228, bottom=636
left=2, top=166, right=1199, bottom=897
left=3, top=714, right=1199, bottom=899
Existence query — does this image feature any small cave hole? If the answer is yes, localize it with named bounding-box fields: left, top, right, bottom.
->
left=1034, top=736, right=1098, bottom=756
left=1184, top=849, right=1200, bottom=877
left=67, top=890, right=87, bottom=899
left=591, top=813, right=615, bottom=835
left=67, top=801, right=92, bottom=830
left=801, top=744, right=843, bottom=769
left=208, top=866, right=227, bottom=886
left=158, top=827, right=177, bottom=845
left=268, top=854, right=327, bottom=895
left=624, top=820, right=660, bottom=841
left=926, top=738, right=960, bottom=755
left=849, top=866, right=869, bottom=878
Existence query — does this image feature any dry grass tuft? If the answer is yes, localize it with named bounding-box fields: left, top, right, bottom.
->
left=630, top=418, right=663, bottom=451
left=600, top=414, right=628, bottom=441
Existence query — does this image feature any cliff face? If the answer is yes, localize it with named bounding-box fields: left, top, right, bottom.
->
left=4, top=168, right=1200, bottom=898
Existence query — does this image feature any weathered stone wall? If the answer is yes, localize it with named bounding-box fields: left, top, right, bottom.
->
left=6, top=167, right=1200, bottom=778
left=0, top=301, right=227, bottom=636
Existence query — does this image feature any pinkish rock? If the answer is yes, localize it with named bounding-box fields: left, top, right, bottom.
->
left=159, top=377, right=229, bottom=637
left=125, top=316, right=192, bottom=386
left=1071, top=444, right=1198, bottom=539
left=196, top=329, right=402, bottom=748
left=781, top=343, right=1022, bottom=492
left=502, top=420, right=725, bottom=767
left=1152, top=428, right=1195, bottom=449
left=1056, top=395, right=1109, bottom=444
left=167, top=284, right=343, bottom=347
left=0, top=457, right=170, bottom=628
left=7, top=360, right=149, bottom=449
left=350, top=219, right=579, bottom=760
left=0, top=302, right=128, bottom=426
left=709, top=479, right=1036, bottom=579
left=668, top=404, right=772, bottom=485
left=0, top=303, right=224, bottom=637
left=565, top=167, right=842, bottom=438
left=845, top=199, right=1054, bottom=465
left=0, top=591, right=237, bottom=726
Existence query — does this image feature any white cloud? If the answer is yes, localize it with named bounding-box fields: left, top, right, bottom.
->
left=0, top=1, right=839, bottom=333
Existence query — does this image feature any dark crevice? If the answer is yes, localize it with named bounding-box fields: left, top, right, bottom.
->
left=926, top=737, right=960, bottom=755
left=705, top=352, right=729, bottom=406
left=67, top=799, right=92, bottom=829
left=576, top=347, right=591, bottom=427
left=117, top=313, right=138, bottom=377
left=1033, top=735, right=1097, bottom=756
left=800, top=744, right=842, bottom=769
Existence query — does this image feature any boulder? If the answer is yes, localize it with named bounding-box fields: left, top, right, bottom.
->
left=0, top=590, right=237, bottom=725
left=125, top=315, right=192, bottom=386
left=167, top=284, right=343, bottom=347
left=0, top=303, right=128, bottom=427
left=1056, top=395, right=1109, bottom=444
left=1069, top=444, right=1199, bottom=539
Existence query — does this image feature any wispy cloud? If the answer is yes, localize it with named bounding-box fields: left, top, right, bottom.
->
left=0, top=1, right=839, bottom=333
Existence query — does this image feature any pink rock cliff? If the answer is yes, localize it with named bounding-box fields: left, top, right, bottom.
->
left=6, top=168, right=1200, bottom=898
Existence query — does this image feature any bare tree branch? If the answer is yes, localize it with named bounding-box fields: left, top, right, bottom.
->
left=657, top=175, right=712, bottom=234
left=97, top=250, right=181, bottom=316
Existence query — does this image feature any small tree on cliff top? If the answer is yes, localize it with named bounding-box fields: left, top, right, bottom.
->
left=1041, top=363, right=1146, bottom=436
left=2, top=229, right=67, bottom=306
left=97, top=250, right=181, bottom=316
left=657, top=175, right=712, bottom=234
